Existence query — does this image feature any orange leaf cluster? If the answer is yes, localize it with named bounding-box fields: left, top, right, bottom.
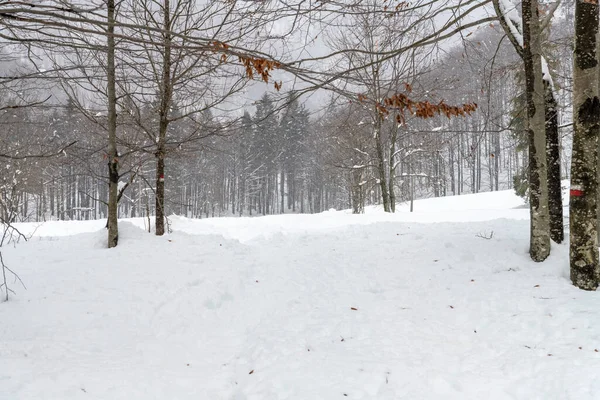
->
left=210, top=41, right=229, bottom=52
left=208, top=40, right=283, bottom=90
left=376, top=93, right=477, bottom=124
left=238, top=55, right=281, bottom=83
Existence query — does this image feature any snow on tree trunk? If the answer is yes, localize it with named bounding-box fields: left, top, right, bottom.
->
left=494, top=0, right=559, bottom=256
left=523, top=0, right=550, bottom=262
left=570, top=0, right=600, bottom=290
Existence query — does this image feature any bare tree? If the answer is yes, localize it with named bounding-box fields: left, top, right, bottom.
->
left=522, top=0, right=550, bottom=261
left=106, top=0, right=119, bottom=247
left=494, top=0, right=551, bottom=261
left=326, top=1, right=429, bottom=212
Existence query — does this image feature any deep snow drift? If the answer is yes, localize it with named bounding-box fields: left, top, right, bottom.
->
left=1, top=191, right=599, bottom=399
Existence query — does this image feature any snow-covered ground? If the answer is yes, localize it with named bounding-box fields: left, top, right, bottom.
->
left=1, top=189, right=599, bottom=399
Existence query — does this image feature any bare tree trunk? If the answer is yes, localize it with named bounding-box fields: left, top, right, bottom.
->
left=374, top=118, right=390, bottom=212
left=476, top=137, right=481, bottom=192
left=155, top=0, right=172, bottom=236
left=545, top=80, right=564, bottom=244
left=471, top=132, right=476, bottom=193
left=155, top=149, right=166, bottom=235
left=494, top=0, right=558, bottom=251
left=350, top=169, right=364, bottom=214
left=388, top=129, right=397, bottom=213
left=231, top=165, right=236, bottom=214
left=494, top=131, right=500, bottom=191
left=409, top=157, right=414, bottom=212
left=570, top=0, right=600, bottom=290
left=449, top=139, right=456, bottom=195
left=280, top=169, right=285, bottom=213
left=107, top=0, right=119, bottom=248
left=146, top=196, right=151, bottom=233
left=239, top=175, right=245, bottom=216
left=458, top=135, right=462, bottom=195
left=50, top=178, right=55, bottom=218
left=287, top=170, right=293, bottom=211
left=523, top=0, right=550, bottom=262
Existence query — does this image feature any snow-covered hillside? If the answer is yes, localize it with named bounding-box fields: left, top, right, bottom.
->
left=1, top=189, right=599, bottom=399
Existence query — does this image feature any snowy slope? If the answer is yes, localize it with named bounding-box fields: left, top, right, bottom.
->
left=1, top=189, right=599, bottom=400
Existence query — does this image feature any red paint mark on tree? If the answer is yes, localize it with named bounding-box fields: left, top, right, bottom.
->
left=570, top=189, right=584, bottom=197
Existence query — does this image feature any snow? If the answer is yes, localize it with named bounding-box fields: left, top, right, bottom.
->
left=404, top=148, right=425, bottom=157
left=2, top=189, right=600, bottom=399
left=498, top=0, right=523, bottom=47
left=541, top=56, right=554, bottom=85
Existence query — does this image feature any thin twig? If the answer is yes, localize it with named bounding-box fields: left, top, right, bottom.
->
left=476, top=230, right=494, bottom=240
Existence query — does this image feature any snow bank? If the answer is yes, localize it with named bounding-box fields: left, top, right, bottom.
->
left=1, top=189, right=598, bottom=399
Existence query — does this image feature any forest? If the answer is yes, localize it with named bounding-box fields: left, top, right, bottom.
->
left=1, top=1, right=600, bottom=289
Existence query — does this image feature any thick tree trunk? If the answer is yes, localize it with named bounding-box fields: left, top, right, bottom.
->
left=523, top=0, right=550, bottom=262
left=494, top=0, right=560, bottom=248
left=106, top=0, right=119, bottom=248
left=155, top=0, right=172, bottom=236
left=545, top=80, right=564, bottom=244
left=155, top=149, right=166, bottom=235
left=570, top=0, right=600, bottom=290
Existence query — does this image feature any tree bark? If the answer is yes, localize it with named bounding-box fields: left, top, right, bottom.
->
left=494, top=0, right=561, bottom=248
left=374, top=118, right=390, bottom=212
left=494, top=129, right=500, bottom=191
left=155, top=149, right=166, bottom=235
left=523, top=0, right=550, bottom=262
left=106, top=0, right=119, bottom=248
left=545, top=80, right=564, bottom=244
left=388, top=129, right=397, bottom=213
left=350, top=169, right=364, bottom=214
left=570, top=0, right=600, bottom=290
left=155, top=0, right=172, bottom=236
